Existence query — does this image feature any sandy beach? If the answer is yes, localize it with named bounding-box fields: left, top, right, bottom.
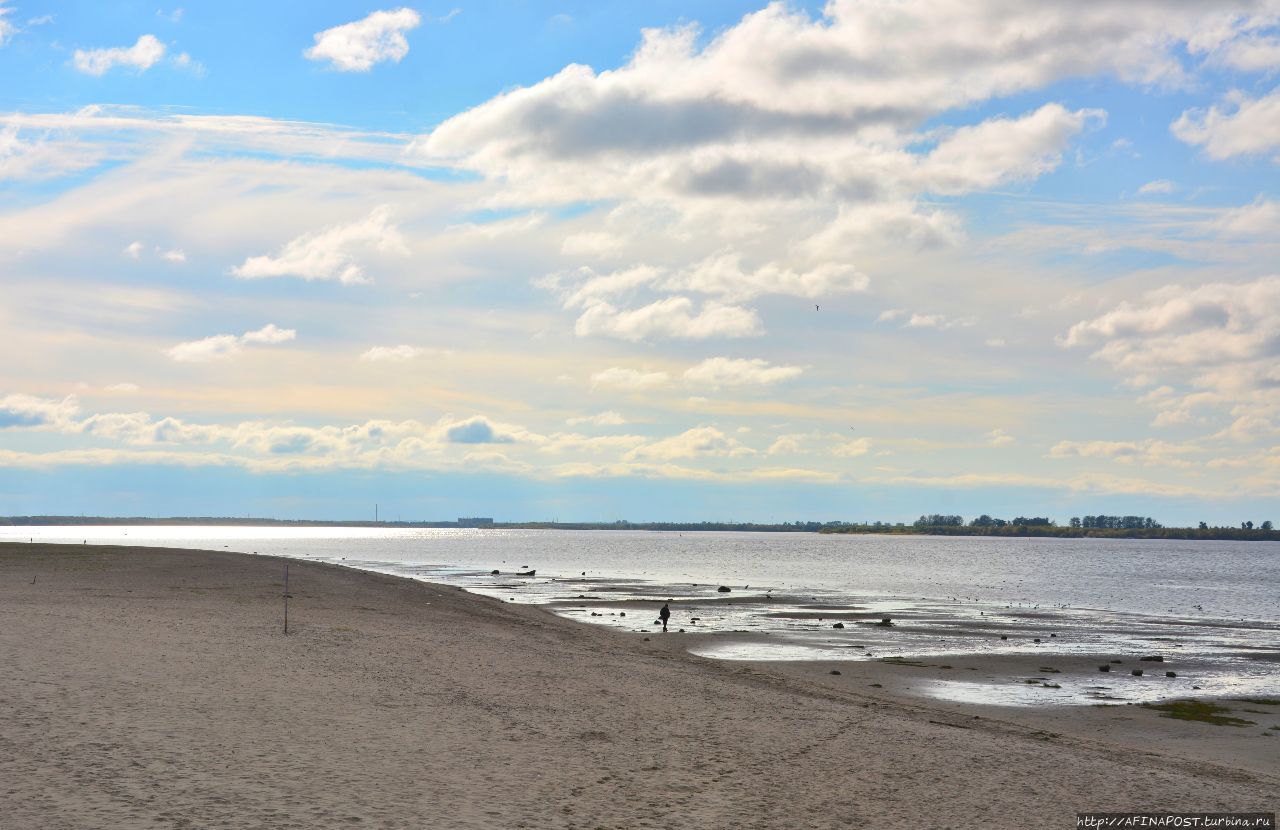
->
left=1, top=542, right=1275, bottom=829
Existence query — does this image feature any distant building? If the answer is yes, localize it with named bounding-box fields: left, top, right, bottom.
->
left=457, top=517, right=494, bottom=528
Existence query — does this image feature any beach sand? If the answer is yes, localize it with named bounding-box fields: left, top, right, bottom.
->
left=1, top=543, right=1274, bottom=829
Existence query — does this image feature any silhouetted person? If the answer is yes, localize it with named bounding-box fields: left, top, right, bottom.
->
left=659, top=602, right=671, bottom=632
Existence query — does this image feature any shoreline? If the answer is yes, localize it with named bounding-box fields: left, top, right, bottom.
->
left=2, top=542, right=1275, bottom=828
left=6, top=518, right=1279, bottom=541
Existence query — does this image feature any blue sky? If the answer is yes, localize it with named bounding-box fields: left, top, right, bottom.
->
left=2, top=2, right=1279, bottom=523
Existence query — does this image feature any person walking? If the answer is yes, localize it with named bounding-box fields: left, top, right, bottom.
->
left=659, top=602, right=671, bottom=632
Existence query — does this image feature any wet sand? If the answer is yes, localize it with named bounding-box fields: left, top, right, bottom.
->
left=1, top=542, right=1275, bottom=829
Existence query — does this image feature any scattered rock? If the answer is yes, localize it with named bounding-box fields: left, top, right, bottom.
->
left=1000, top=635, right=1008, bottom=640
left=678, top=628, right=686, bottom=633
left=1139, top=655, right=1164, bottom=662
left=1099, top=665, right=1111, bottom=672
left=1132, top=669, right=1144, bottom=676
left=619, top=612, right=625, bottom=617
left=643, top=637, right=649, bottom=641
left=1111, top=660, right=1122, bottom=664
left=717, top=586, right=731, bottom=593
left=1033, top=638, right=1041, bottom=643
left=1050, top=633, right=1057, bottom=637
left=875, top=617, right=894, bottom=627
left=832, top=622, right=845, bottom=629
left=829, top=670, right=841, bottom=675
left=1165, top=671, right=1177, bottom=678
left=490, top=569, right=500, bottom=575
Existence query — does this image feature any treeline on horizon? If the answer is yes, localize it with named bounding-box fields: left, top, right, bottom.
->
left=820, top=513, right=1277, bottom=541
left=2, top=514, right=1278, bottom=541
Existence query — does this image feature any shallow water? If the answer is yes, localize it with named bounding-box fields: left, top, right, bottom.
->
left=6, top=525, right=1277, bottom=705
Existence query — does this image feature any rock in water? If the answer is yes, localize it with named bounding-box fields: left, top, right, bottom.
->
left=832, top=622, right=845, bottom=629
left=717, top=586, right=731, bottom=593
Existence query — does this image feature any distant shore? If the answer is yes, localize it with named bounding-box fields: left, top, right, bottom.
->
left=5, top=515, right=1279, bottom=541
left=1, top=542, right=1275, bottom=828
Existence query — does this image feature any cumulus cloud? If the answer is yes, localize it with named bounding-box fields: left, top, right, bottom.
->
left=540, top=256, right=863, bottom=341
left=664, top=252, right=868, bottom=302
left=123, top=241, right=144, bottom=259
left=566, top=411, right=628, bottom=426
left=624, top=426, right=753, bottom=461
left=833, top=437, right=872, bottom=457
left=589, top=367, right=670, bottom=390
left=361, top=345, right=424, bottom=362
left=1048, top=439, right=1198, bottom=467
left=443, top=416, right=516, bottom=444
left=1138, top=179, right=1176, bottom=195
left=1061, top=277, right=1280, bottom=397
left=410, top=2, right=1245, bottom=210
left=917, top=104, right=1103, bottom=194
left=985, top=428, right=1015, bottom=446
left=574, top=297, right=762, bottom=341
left=683, top=357, right=803, bottom=388
left=232, top=206, right=406, bottom=285
left=877, top=309, right=974, bottom=329
left=0, top=393, right=79, bottom=429
left=1172, top=88, right=1280, bottom=162
left=74, top=34, right=167, bottom=76
left=240, top=323, right=296, bottom=345
left=305, top=8, right=421, bottom=72
left=166, top=324, right=296, bottom=362
left=1213, top=198, right=1280, bottom=238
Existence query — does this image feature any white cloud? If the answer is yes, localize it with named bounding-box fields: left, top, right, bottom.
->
left=1138, top=179, right=1176, bottom=195
left=985, top=428, right=1015, bottom=447
left=665, top=252, right=868, bottom=302
left=74, top=34, right=167, bottom=76
left=1172, top=88, right=1280, bottom=162
left=172, top=52, right=205, bottom=76
left=232, top=205, right=406, bottom=285
left=877, top=309, right=974, bottom=330
left=683, top=357, right=803, bottom=389
left=305, top=8, right=421, bottom=72
left=917, top=104, right=1103, bottom=194
left=1048, top=439, right=1198, bottom=467
left=361, top=345, right=425, bottom=362
left=624, top=426, right=753, bottom=461
left=1062, top=277, right=1280, bottom=399
left=166, top=334, right=242, bottom=363
left=1213, top=198, right=1280, bottom=238
left=160, top=248, right=186, bottom=263
left=0, top=5, right=16, bottom=46
left=566, top=411, right=629, bottom=426
left=167, top=324, right=296, bottom=362
left=574, top=297, right=762, bottom=341
left=832, top=436, right=873, bottom=457
left=123, top=241, right=144, bottom=259
left=240, top=323, right=296, bottom=345
left=0, top=393, right=79, bottom=429
left=590, top=367, right=670, bottom=390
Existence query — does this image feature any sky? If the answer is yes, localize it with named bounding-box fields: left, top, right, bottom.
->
left=2, top=1, right=1279, bottom=524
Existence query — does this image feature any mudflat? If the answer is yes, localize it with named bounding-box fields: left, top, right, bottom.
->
left=1, top=543, right=1273, bottom=829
